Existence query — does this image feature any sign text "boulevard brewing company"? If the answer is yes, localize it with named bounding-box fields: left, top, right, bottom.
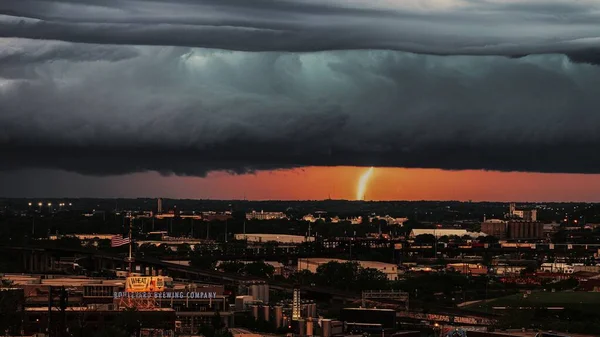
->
left=114, top=291, right=218, bottom=299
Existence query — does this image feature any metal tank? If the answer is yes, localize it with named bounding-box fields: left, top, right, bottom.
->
left=257, top=283, right=265, bottom=303
left=273, top=305, right=283, bottom=329
left=321, top=319, right=332, bottom=337
left=306, top=317, right=314, bottom=336
left=262, top=284, right=270, bottom=304
left=251, top=305, right=259, bottom=320
left=262, top=305, right=270, bottom=322
left=296, top=319, right=305, bottom=336
left=250, top=284, right=260, bottom=301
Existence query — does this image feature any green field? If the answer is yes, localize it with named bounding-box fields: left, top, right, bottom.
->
left=465, top=291, right=600, bottom=314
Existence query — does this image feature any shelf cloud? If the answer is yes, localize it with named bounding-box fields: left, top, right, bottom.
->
left=1, top=46, right=600, bottom=176
left=0, top=0, right=599, bottom=63
left=1, top=0, right=600, bottom=179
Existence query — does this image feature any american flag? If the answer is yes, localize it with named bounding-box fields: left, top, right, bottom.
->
left=110, top=235, right=131, bottom=247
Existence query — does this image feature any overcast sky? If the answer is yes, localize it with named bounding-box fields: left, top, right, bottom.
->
left=1, top=0, right=600, bottom=198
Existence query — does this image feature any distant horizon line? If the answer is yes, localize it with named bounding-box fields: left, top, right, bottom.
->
left=1, top=196, right=598, bottom=204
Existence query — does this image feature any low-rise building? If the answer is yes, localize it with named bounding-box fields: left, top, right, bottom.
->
left=409, top=229, right=486, bottom=239
left=234, top=233, right=314, bottom=243
left=246, top=210, right=287, bottom=221
left=481, top=219, right=508, bottom=239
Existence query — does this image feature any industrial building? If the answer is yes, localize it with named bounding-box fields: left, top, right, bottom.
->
left=481, top=219, right=508, bottom=239
left=509, top=203, right=538, bottom=221
left=507, top=220, right=544, bottom=240
left=234, top=233, right=314, bottom=243
left=245, top=210, right=287, bottom=221
left=409, top=229, right=487, bottom=239
left=0, top=274, right=238, bottom=335
left=297, top=258, right=399, bottom=281
left=481, top=219, right=544, bottom=240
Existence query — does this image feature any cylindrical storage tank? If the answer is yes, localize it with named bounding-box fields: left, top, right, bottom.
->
left=296, top=319, right=305, bottom=336
left=321, top=319, right=332, bottom=337
left=262, top=284, right=270, bottom=304
left=273, top=306, right=283, bottom=329
left=250, top=284, right=260, bottom=300
left=251, top=305, right=259, bottom=320
left=257, top=284, right=265, bottom=303
left=235, top=296, right=245, bottom=311
left=306, top=317, right=314, bottom=336
left=262, top=305, right=270, bottom=322
left=309, top=303, right=317, bottom=317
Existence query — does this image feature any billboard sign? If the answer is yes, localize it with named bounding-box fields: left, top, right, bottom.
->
left=125, top=276, right=165, bottom=292
left=114, top=291, right=217, bottom=299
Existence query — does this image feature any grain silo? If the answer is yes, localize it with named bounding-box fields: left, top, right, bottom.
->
left=250, top=284, right=260, bottom=301
left=306, top=317, right=314, bottom=336
left=273, top=305, right=283, bottom=329
left=262, top=305, right=270, bottom=322
left=321, top=319, right=332, bottom=337
left=251, top=305, right=259, bottom=320
left=261, top=283, right=270, bottom=304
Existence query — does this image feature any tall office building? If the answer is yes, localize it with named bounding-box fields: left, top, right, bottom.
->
left=157, top=198, right=163, bottom=214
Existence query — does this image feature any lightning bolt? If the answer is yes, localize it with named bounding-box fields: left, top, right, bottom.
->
left=356, top=167, right=375, bottom=201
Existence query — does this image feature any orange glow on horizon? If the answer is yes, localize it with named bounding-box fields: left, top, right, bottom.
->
left=118, top=166, right=600, bottom=202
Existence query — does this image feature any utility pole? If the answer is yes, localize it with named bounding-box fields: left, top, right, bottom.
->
left=60, top=286, right=68, bottom=337
left=191, top=218, right=194, bottom=238
left=48, top=286, right=53, bottom=337
left=125, top=214, right=135, bottom=276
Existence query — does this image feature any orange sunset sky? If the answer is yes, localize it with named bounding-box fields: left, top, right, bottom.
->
left=13, top=167, right=600, bottom=202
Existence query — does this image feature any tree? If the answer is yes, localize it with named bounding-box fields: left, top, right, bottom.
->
left=177, top=243, right=192, bottom=257
left=414, top=234, right=436, bottom=244
left=219, top=261, right=245, bottom=274
left=438, top=235, right=450, bottom=243
left=356, top=267, right=389, bottom=290
left=315, top=261, right=360, bottom=290
left=262, top=241, right=279, bottom=254
left=190, top=255, right=217, bottom=270
left=478, top=235, right=499, bottom=244
left=245, top=261, right=275, bottom=278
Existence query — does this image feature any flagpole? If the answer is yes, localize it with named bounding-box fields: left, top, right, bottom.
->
left=126, top=213, right=134, bottom=276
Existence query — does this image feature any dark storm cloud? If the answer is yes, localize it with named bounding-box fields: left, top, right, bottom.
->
left=0, top=0, right=599, bottom=63
left=2, top=47, right=600, bottom=175
left=0, top=39, right=139, bottom=65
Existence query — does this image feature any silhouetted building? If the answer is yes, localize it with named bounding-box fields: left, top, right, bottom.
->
left=481, top=219, right=508, bottom=239
left=508, top=203, right=537, bottom=221
left=507, top=220, right=543, bottom=240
